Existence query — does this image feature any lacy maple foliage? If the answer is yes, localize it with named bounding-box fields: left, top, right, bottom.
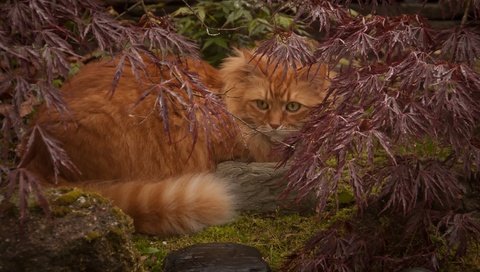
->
left=1, top=0, right=480, bottom=271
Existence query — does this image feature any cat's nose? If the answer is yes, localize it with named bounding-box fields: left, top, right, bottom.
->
left=270, top=123, right=280, bottom=129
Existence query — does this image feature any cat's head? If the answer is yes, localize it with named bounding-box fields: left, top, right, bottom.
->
left=219, top=49, right=331, bottom=160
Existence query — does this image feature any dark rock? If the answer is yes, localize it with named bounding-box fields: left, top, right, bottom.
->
left=0, top=188, right=142, bottom=272
left=163, top=243, right=271, bottom=272
left=400, top=268, right=433, bottom=272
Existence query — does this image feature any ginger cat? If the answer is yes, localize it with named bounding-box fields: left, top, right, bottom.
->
left=26, top=49, right=330, bottom=236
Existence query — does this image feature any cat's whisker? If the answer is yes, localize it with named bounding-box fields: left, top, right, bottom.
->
left=256, top=127, right=272, bottom=133
left=278, top=129, right=299, bottom=133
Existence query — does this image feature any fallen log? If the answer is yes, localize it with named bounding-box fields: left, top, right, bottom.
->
left=215, top=161, right=315, bottom=214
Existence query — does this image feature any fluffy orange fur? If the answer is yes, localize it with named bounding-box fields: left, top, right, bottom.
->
left=27, top=50, right=330, bottom=236
left=221, top=49, right=330, bottom=161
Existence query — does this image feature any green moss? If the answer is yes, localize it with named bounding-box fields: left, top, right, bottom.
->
left=111, top=206, right=131, bottom=223
left=51, top=188, right=85, bottom=206
left=85, top=231, right=102, bottom=241
left=50, top=206, right=71, bottom=217
left=109, top=225, right=129, bottom=237
left=324, top=206, right=356, bottom=223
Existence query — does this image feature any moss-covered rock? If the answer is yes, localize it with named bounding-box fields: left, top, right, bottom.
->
left=0, top=187, right=142, bottom=272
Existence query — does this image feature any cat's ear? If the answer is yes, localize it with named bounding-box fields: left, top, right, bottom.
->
left=219, top=48, right=264, bottom=81
left=298, top=63, right=332, bottom=92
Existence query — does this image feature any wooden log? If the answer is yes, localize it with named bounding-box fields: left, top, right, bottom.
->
left=215, top=161, right=315, bottom=214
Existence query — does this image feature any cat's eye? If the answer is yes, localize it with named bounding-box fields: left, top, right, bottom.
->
left=255, top=100, right=269, bottom=110
left=285, top=102, right=301, bottom=112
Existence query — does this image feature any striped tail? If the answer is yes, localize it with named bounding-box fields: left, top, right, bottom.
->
left=83, top=173, right=235, bottom=236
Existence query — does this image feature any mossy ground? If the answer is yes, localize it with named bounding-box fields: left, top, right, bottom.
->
left=133, top=211, right=327, bottom=271
left=133, top=208, right=480, bottom=272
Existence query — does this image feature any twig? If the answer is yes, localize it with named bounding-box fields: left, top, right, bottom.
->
left=115, top=0, right=144, bottom=20
left=140, top=0, right=149, bottom=14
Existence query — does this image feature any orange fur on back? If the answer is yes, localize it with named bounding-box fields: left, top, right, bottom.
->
left=27, top=50, right=331, bottom=236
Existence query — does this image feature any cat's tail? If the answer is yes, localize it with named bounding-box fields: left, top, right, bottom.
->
left=83, top=173, right=235, bottom=236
